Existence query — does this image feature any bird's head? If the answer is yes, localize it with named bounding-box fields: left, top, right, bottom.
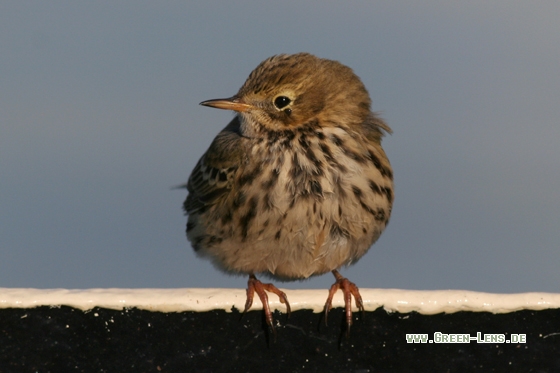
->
left=200, top=53, right=372, bottom=133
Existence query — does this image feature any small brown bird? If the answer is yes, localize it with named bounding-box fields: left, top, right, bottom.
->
left=183, top=53, right=393, bottom=334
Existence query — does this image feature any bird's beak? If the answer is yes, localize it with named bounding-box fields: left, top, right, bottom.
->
left=199, top=97, right=253, bottom=112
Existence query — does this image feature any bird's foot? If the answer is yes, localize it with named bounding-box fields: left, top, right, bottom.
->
left=323, top=270, right=364, bottom=336
left=244, top=274, right=291, bottom=334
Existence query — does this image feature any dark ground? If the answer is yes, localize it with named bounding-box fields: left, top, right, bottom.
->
left=0, top=306, right=559, bottom=372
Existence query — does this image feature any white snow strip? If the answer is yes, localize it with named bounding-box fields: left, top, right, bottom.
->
left=1, top=288, right=559, bottom=314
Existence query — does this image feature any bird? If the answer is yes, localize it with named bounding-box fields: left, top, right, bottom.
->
left=183, top=53, right=393, bottom=335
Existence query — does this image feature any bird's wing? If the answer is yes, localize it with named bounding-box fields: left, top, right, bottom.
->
left=183, top=116, right=245, bottom=214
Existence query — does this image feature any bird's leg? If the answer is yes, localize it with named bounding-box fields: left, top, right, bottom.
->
left=244, top=274, right=291, bottom=332
left=323, top=270, right=365, bottom=336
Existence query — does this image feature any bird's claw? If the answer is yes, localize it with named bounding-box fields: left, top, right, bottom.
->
left=244, top=274, right=291, bottom=336
left=323, top=270, right=364, bottom=336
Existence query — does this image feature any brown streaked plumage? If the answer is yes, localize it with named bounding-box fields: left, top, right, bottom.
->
left=183, top=53, right=393, bottom=335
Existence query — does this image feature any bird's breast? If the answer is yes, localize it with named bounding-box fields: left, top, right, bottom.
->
left=193, top=125, right=393, bottom=279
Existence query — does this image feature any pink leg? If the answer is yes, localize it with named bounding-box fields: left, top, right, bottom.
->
left=323, top=270, right=364, bottom=335
left=244, top=274, right=291, bottom=333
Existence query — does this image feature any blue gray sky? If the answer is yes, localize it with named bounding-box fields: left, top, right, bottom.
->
left=2, top=1, right=559, bottom=293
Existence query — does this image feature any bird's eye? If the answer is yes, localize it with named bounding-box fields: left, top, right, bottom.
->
left=274, top=96, right=291, bottom=109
